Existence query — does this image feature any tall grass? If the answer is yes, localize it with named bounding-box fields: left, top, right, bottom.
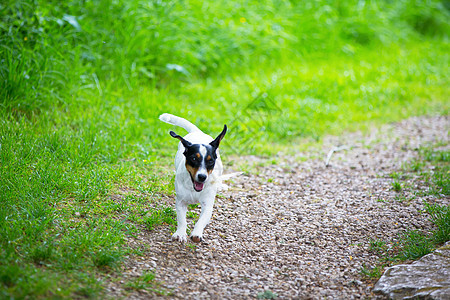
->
left=2, top=0, right=449, bottom=110
left=1, top=0, right=449, bottom=297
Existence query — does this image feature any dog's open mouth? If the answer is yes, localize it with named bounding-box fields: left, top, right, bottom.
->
left=193, top=181, right=204, bottom=192
left=188, top=173, right=205, bottom=192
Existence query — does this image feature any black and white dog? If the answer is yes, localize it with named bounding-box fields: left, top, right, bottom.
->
left=159, top=113, right=227, bottom=243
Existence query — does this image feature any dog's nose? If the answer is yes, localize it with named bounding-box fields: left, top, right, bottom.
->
left=197, top=174, right=207, bottom=182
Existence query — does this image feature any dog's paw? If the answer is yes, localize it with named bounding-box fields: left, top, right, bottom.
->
left=172, top=232, right=188, bottom=243
left=190, top=235, right=203, bottom=243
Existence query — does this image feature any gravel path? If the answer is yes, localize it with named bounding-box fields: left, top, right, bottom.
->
left=108, top=115, right=449, bottom=299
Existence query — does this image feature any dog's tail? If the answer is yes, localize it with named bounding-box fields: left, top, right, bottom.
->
left=218, top=172, right=243, bottom=191
left=159, top=113, right=201, bottom=133
left=220, top=172, right=243, bottom=181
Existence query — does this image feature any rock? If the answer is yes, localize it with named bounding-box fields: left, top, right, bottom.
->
left=373, top=242, right=450, bottom=299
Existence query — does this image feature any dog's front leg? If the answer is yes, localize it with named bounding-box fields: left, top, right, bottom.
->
left=190, top=198, right=214, bottom=243
left=172, top=199, right=188, bottom=243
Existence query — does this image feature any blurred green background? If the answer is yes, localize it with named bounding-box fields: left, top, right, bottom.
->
left=0, top=0, right=449, bottom=297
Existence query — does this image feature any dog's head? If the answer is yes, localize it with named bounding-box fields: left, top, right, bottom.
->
left=170, top=125, right=227, bottom=192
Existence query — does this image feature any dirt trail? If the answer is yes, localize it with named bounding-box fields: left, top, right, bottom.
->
left=108, top=115, right=449, bottom=299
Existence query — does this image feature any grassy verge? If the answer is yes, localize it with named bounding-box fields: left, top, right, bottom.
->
left=362, top=146, right=449, bottom=280
left=1, top=0, right=449, bottom=297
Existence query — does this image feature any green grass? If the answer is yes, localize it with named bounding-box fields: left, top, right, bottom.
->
left=124, top=270, right=172, bottom=296
left=368, top=239, right=388, bottom=255
left=364, top=146, right=450, bottom=281
left=361, top=264, right=385, bottom=279
left=1, top=0, right=449, bottom=297
left=425, top=202, right=450, bottom=245
left=403, top=149, right=450, bottom=196
left=391, top=180, right=403, bottom=192
left=124, top=271, right=156, bottom=291
left=423, top=149, right=450, bottom=196
left=363, top=202, right=449, bottom=280
left=144, top=206, right=177, bottom=231
left=396, top=229, right=434, bottom=260
left=394, top=202, right=449, bottom=261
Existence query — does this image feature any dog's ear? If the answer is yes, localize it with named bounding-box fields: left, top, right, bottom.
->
left=209, top=125, right=227, bottom=150
left=170, top=131, right=192, bottom=149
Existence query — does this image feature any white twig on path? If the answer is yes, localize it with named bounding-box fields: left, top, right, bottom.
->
left=325, top=145, right=350, bottom=167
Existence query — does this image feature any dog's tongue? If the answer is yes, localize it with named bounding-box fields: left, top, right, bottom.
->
left=194, top=181, right=204, bottom=191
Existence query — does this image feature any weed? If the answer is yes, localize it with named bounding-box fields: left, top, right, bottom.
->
left=430, top=166, right=449, bottom=196
left=125, top=271, right=156, bottom=290
left=396, top=194, right=416, bottom=203
left=187, top=211, right=199, bottom=220
left=368, top=201, right=449, bottom=277
left=391, top=181, right=402, bottom=192
left=407, top=160, right=425, bottom=172
left=411, top=149, right=450, bottom=196
left=420, top=148, right=450, bottom=163
left=368, top=239, right=388, bottom=255
left=187, top=204, right=199, bottom=220
left=125, top=271, right=172, bottom=295
left=389, top=172, right=405, bottom=180
left=187, top=243, right=197, bottom=251
left=361, top=264, right=384, bottom=279
left=169, top=225, right=177, bottom=234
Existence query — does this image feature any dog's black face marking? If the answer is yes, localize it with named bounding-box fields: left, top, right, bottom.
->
left=170, top=126, right=227, bottom=192
left=182, top=144, right=217, bottom=191
left=185, top=144, right=204, bottom=168
left=185, top=144, right=216, bottom=170
left=205, top=154, right=214, bottom=172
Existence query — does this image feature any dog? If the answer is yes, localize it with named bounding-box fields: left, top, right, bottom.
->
left=159, top=113, right=227, bottom=243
